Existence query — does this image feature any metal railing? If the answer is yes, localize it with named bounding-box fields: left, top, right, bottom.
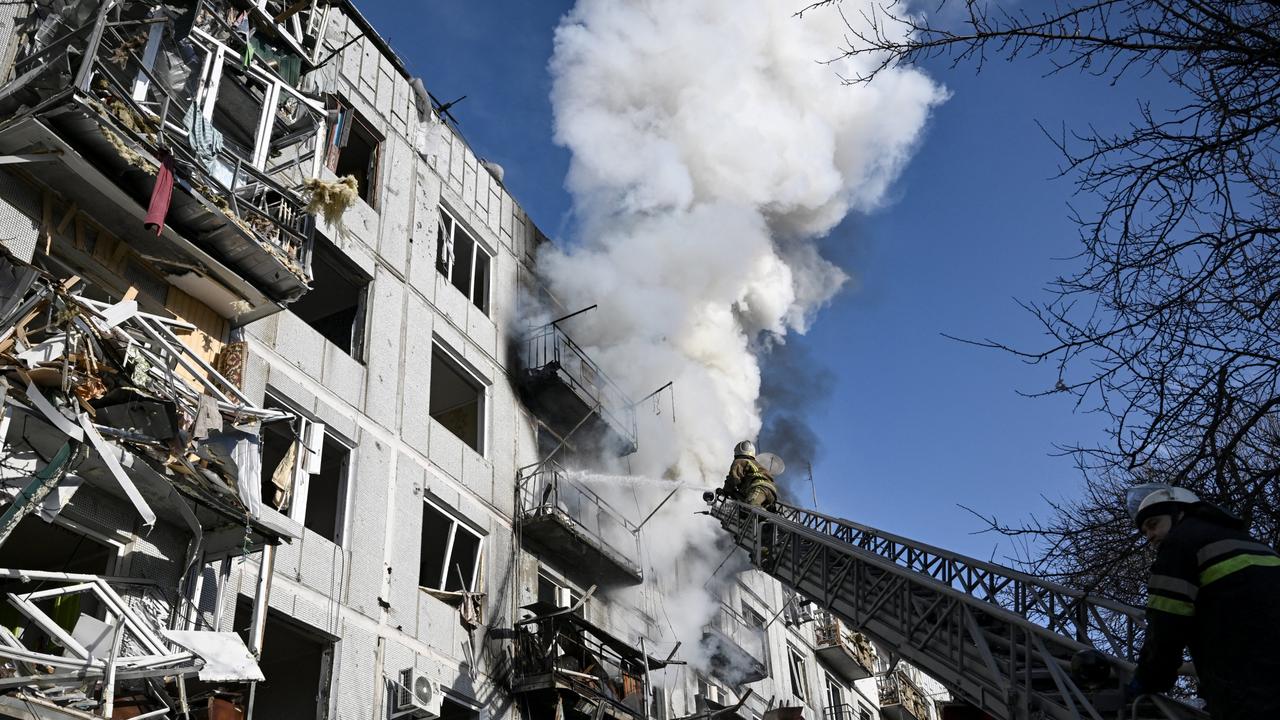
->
left=522, top=323, right=638, bottom=450
left=9, top=0, right=317, bottom=278
left=815, top=615, right=877, bottom=673
left=703, top=604, right=767, bottom=664
left=770, top=503, right=1146, bottom=661
left=705, top=494, right=1208, bottom=720
left=510, top=616, right=647, bottom=719
left=879, top=671, right=931, bottom=720
left=517, top=462, right=642, bottom=574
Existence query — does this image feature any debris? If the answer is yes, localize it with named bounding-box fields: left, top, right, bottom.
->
left=302, top=175, right=359, bottom=234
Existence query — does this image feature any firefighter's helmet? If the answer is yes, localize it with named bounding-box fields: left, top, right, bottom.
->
left=1126, top=483, right=1200, bottom=529
left=734, top=440, right=756, bottom=458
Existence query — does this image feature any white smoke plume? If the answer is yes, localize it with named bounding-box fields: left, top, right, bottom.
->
left=539, top=0, right=945, bottom=672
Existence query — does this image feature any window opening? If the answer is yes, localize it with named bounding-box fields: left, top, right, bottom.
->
left=824, top=673, right=844, bottom=709
left=430, top=344, right=486, bottom=454
left=233, top=599, right=334, bottom=720
left=288, top=233, right=370, bottom=358
left=419, top=499, right=483, bottom=592
left=787, top=646, right=809, bottom=701
left=0, top=517, right=117, bottom=650
left=258, top=395, right=348, bottom=544
left=536, top=568, right=585, bottom=615
left=326, top=98, right=381, bottom=207
left=435, top=208, right=490, bottom=314
left=858, top=706, right=872, bottom=720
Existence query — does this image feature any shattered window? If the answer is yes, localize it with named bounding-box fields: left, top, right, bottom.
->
left=435, top=207, right=491, bottom=315
left=429, top=343, right=486, bottom=454
left=787, top=645, right=809, bottom=701
left=288, top=233, right=370, bottom=358
left=258, top=394, right=348, bottom=544
left=419, top=499, right=483, bottom=592
left=325, top=98, right=382, bottom=208
left=536, top=568, right=585, bottom=616
left=824, top=672, right=845, bottom=710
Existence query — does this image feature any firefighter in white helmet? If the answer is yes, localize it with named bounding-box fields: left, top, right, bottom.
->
left=1125, top=483, right=1280, bottom=719
left=722, top=440, right=778, bottom=509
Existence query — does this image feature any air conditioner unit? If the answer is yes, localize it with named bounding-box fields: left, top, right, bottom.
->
left=391, top=669, right=443, bottom=719
left=554, top=586, right=574, bottom=609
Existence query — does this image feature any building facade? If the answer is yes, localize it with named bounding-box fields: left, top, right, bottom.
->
left=0, top=2, right=941, bottom=719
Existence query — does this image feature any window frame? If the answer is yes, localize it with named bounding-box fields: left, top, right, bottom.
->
left=823, top=672, right=844, bottom=710
left=435, top=205, right=492, bottom=315
left=419, top=497, right=485, bottom=593
left=260, top=391, right=351, bottom=547
left=324, top=96, right=383, bottom=209
left=290, top=231, right=371, bottom=361
left=786, top=645, right=809, bottom=701
left=429, top=340, right=489, bottom=456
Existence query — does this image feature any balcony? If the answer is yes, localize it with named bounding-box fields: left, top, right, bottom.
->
left=878, top=671, right=930, bottom=720
left=814, top=616, right=876, bottom=682
left=520, top=324, right=638, bottom=457
left=510, top=602, right=667, bottom=720
left=517, top=463, right=643, bottom=585
left=0, top=0, right=330, bottom=321
left=825, top=705, right=864, bottom=720
left=701, top=606, right=768, bottom=685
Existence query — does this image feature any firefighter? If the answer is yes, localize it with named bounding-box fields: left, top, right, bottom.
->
left=1125, top=483, right=1280, bottom=719
left=723, top=440, right=778, bottom=509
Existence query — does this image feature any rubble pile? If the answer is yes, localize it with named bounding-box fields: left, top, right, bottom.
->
left=0, top=251, right=281, bottom=717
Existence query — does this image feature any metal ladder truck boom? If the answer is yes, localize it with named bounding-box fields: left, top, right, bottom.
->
left=702, top=492, right=1208, bottom=720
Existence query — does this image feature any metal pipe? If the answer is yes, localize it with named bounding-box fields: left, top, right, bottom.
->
left=550, top=304, right=598, bottom=327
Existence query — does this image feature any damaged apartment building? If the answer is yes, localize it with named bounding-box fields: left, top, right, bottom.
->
left=0, top=1, right=943, bottom=720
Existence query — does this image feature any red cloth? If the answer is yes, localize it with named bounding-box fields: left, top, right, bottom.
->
left=144, top=154, right=175, bottom=235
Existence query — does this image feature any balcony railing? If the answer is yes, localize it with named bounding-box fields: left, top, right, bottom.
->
left=517, top=462, right=643, bottom=583
left=511, top=610, right=655, bottom=720
left=814, top=615, right=876, bottom=681
left=522, top=323, right=638, bottom=455
left=701, top=605, right=768, bottom=684
left=878, top=671, right=930, bottom=720
left=1, top=0, right=326, bottom=303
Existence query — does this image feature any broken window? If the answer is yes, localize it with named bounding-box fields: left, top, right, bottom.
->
left=325, top=98, right=382, bottom=208
left=787, top=645, right=809, bottom=701
left=697, top=676, right=727, bottom=706
left=430, top=343, right=486, bottom=454
left=536, top=568, right=585, bottom=616
left=288, top=233, right=370, bottom=358
left=233, top=599, right=334, bottom=720
left=435, top=207, right=491, bottom=314
left=419, top=499, right=483, bottom=592
left=258, top=394, right=349, bottom=544
left=824, top=672, right=845, bottom=711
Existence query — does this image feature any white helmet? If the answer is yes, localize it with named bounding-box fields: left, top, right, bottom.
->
left=734, top=440, right=756, bottom=458
left=1126, top=483, right=1200, bottom=529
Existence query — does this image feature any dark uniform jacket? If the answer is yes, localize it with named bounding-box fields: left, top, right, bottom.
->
left=1137, top=504, right=1280, bottom=719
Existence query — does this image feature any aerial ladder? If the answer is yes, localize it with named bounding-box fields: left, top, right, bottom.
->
left=702, top=493, right=1208, bottom=720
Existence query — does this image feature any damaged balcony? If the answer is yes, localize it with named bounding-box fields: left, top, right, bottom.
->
left=877, top=671, right=930, bottom=720
left=520, top=324, right=638, bottom=457
left=701, top=605, right=768, bottom=686
left=510, top=602, right=668, bottom=720
left=0, top=0, right=334, bottom=322
left=0, top=255, right=299, bottom=554
left=516, top=463, right=643, bottom=585
left=813, top=615, right=876, bottom=683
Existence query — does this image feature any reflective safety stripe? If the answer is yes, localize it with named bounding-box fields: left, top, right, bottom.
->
left=1148, top=573, right=1198, bottom=601
left=1196, top=539, right=1276, bottom=566
left=1200, top=553, right=1280, bottom=586
left=1147, top=594, right=1195, bottom=617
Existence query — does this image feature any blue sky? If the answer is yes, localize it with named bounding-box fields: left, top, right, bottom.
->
left=360, top=2, right=1160, bottom=562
